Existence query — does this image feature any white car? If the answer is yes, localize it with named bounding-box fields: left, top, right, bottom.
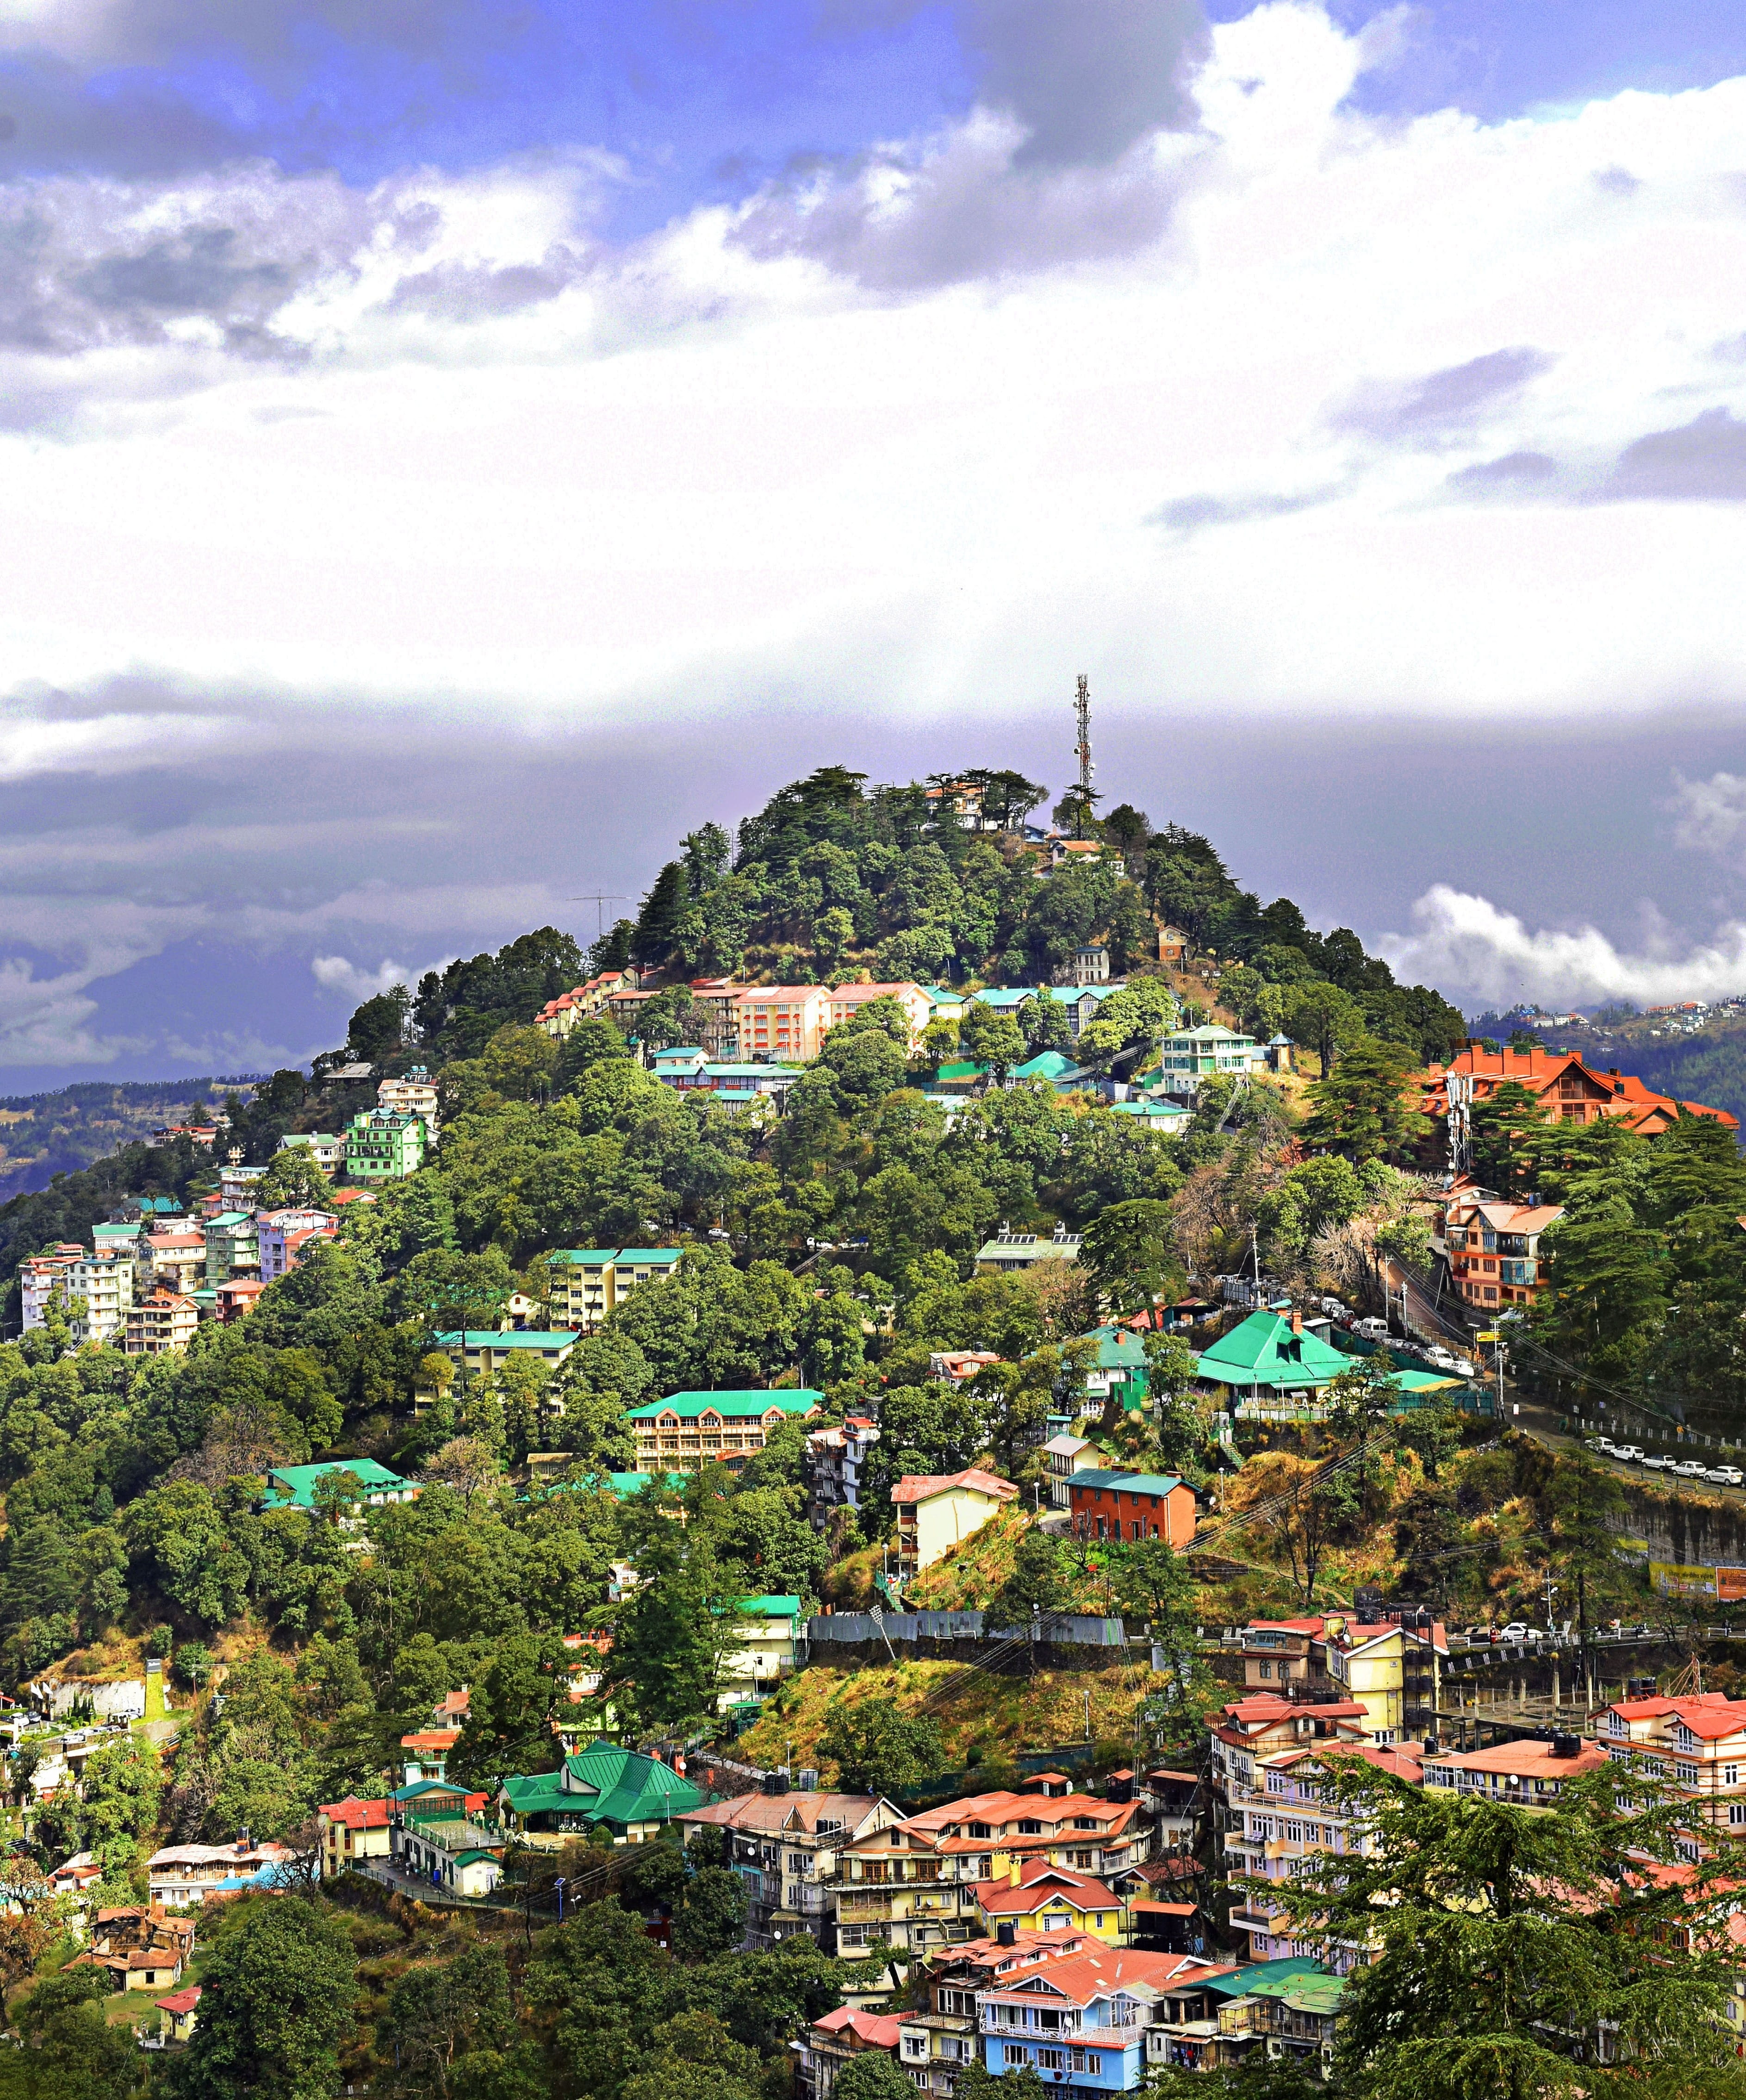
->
left=1589, top=1438, right=1618, bottom=1455
left=1642, top=1455, right=1672, bottom=1471
left=1615, top=1445, right=1645, bottom=1463
left=1705, top=1467, right=1743, bottom=1487
left=1498, top=1622, right=1535, bottom=1643
left=1351, top=1317, right=1391, bottom=1343
left=1672, top=1459, right=1708, bottom=1478
left=1424, top=1347, right=1459, bottom=1371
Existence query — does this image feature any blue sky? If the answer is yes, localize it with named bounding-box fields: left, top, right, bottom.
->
left=5, top=0, right=1746, bottom=1083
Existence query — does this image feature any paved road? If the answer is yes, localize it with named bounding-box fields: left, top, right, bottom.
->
left=1509, top=1394, right=1746, bottom=1505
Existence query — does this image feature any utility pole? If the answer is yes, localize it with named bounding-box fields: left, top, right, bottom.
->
left=1073, top=674, right=1094, bottom=839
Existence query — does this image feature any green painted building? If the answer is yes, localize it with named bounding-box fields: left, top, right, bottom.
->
left=262, top=1458, right=416, bottom=1511
left=1195, top=1310, right=1463, bottom=1412
left=1154, top=1024, right=1264, bottom=1093
left=204, top=1210, right=260, bottom=1287
left=345, top=1108, right=427, bottom=1181
left=498, top=1739, right=705, bottom=1847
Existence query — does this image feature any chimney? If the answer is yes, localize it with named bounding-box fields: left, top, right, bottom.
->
left=1288, top=1309, right=1302, bottom=1336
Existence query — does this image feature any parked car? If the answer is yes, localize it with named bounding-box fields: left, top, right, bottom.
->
left=1615, top=1445, right=1645, bottom=1462
left=1424, top=1346, right=1459, bottom=1371
left=1642, top=1455, right=1673, bottom=1471
left=1705, top=1467, right=1744, bottom=1487
left=1319, top=1297, right=1349, bottom=1320
left=1589, top=1438, right=1617, bottom=1454
left=1672, top=1459, right=1709, bottom=1478
left=1351, top=1317, right=1391, bottom=1343
left=1463, top=1626, right=1497, bottom=1645
left=1497, top=1622, right=1535, bottom=1643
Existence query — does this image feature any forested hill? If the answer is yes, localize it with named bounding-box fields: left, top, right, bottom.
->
left=0, top=1078, right=261, bottom=1202
left=589, top=766, right=1467, bottom=1064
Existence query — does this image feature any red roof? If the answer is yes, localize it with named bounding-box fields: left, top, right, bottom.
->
left=813, top=2007, right=905, bottom=2049
left=156, top=1986, right=202, bottom=2015
left=1609, top=1693, right=1746, bottom=1740
left=320, top=1796, right=391, bottom=1831
left=982, top=1947, right=1225, bottom=2007
left=400, top=1729, right=461, bottom=1752
left=973, top=1860, right=1121, bottom=1916
left=890, top=1468, right=1018, bottom=1505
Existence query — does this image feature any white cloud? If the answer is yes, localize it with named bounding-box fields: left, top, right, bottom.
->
left=1671, top=770, right=1746, bottom=867
left=310, top=954, right=413, bottom=1003
left=1376, top=884, right=1746, bottom=1008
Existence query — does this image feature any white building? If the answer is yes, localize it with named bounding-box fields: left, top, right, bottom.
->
left=68, top=1249, right=135, bottom=1346
left=378, top=1066, right=441, bottom=1129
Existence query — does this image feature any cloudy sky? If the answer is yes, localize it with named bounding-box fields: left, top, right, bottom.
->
left=5, top=0, right=1746, bottom=1084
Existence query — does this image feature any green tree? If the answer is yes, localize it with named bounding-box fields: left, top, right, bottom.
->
left=380, top=1942, right=516, bottom=2099
left=126, top=1480, right=249, bottom=1627
left=254, top=1147, right=335, bottom=1213
left=992, top=1523, right=1071, bottom=1624
left=164, top=1895, right=357, bottom=2100
left=1469, top=1079, right=1550, bottom=1198
left=1301, top=1038, right=1430, bottom=1163
left=604, top=1500, right=746, bottom=1734
left=671, top=1865, right=749, bottom=1962
left=0, top=1968, right=137, bottom=2100
left=1549, top=1454, right=1626, bottom=1708
left=347, top=987, right=409, bottom=1064
left=818, top=1702, right=944, bottom=1795
left=959, top=1000, right=1026, bottom=1077
left=833, top=2056, right=920, bottom=2100
left=1081, top=1199, right=1175, bottom=1315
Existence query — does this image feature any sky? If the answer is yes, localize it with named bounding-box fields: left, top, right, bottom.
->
left=6, top=0, right=1746, bottom=1084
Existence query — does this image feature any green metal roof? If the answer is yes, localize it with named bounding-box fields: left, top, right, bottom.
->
left=615, top=1249, right=682, bottom=1264
left=1250, top=1972, right=1347, bottom=2016
left=559, top=1739, right=705, bottom=1824
left=739, top=1595, right=802, bottom=1618
left=1070, top=1468, right=1185, bottom=1497
left=1202, top=1959, right=1326, bottom=2001
left=1012, top=1051, right=1087, bottom=1083
left=604, top=1471, right=688, bottom=1497
left=624, top=1389, right=824, bottom=1422
left=498, top=1776, right=570, bottom=1817
left=264, top=1459, right=412, bottom=1509
left=434, top=1329, right=580, bottom=1349
left=549, top=1249, right=621, bottom=1265
left=1195, top=1311, right=1357, bottom=1393
left=1082, top=1324, right=1148, bottom=1371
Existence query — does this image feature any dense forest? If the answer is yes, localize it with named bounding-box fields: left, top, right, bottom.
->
left=0, top=1081, right=262, bottom=1203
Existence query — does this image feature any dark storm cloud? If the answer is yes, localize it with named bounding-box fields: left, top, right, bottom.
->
left=1602, top=405, right=1746, bottom=500
left=1334, top=345, right=1556, bottom=440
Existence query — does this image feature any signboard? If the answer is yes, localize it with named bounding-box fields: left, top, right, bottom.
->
left=1648, top=1560, right=1746, bottom=1601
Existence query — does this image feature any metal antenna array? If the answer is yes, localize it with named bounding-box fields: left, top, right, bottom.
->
left=1074, top=673, right=1094, bottom=801
left=569, top=894, right=628, bottom=938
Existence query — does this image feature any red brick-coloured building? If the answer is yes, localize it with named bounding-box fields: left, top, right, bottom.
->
left=1066, top=1469, right=1196, bottom=1547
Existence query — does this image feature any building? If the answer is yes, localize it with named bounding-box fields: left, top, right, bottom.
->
left=1045, top=1434, right=1102, bottom=1509
left=125, top=1289, right=199, bottom=1357
left=1205, top=1692, right=1374, bottom=1807
left=388, top=1776, right=505, bottom=1896
left=1054, top=945, right=1112, bottom=988
left=734, top=985, right=832, bottom=1062
left=679, top=1789, right=901, bottom=1952
left=68, top=1907, right=194, bottom=1994
left=345, top=1108, right=427, bottom=1180
left=903, top=1934, right=1100, bottom=2095
left=977, top=1944, right=1233, bottom=2091
left=1152, top=1025, right=1266, bottom=1097
left=19, top=1246, right=82, bottom=1328
left=257, top=1208, right=338, bottom=1284
left=719, top=1596, right=806, bottom=1709
left=214, top=1279, right=267, bottom=1322
left=930, top=1351, right=1002, bottom=1386
left=664, top=1060, right=802, bottom=1103
left=155, top=1984, right=201, bottom=2045
left=623, top=1388, right=826, bottom=1475
left=1223, top=1741, right=1424, bottom=1963
left=1194, top=1309, right=1460, bottom=1415
left=263, top=1459, right=417, bottom=1514
left=1066, top=1471, right=1196, bottom=1549
left=1601, top=1690, right=1746, bottom=1830
left=546, top=1247, right=682, bottom=1332
left=1319, top=1612, right=1448, bottom=1745
left=218, top=1162, right=269, bottom=1206
left=975, top=1224, right=1083, bottom=1273
left=1157, top=927, right=1189, bottom=966
left=146, top=1838, right=295, bottom=1907
left=497, top=1739, right=704, bottom=1849
left=804, top=1416, right=880, bottom=1522
left=1078, top=1327, right=1150, bottom=1411
left=794, top=2006, right=906, bottom=2100
left=891, top=1469, right=1019, bottom=1578
left=1422, top=1733, right=1608, bottom=1807
left=275, top=1131, right=345, bottom=1175
left=533, top=969, right=640, bottom=1039
left=203, top=1210, right=261, bottom=1288
left=433, top=1329, right=581, bottom=1382
left=1443, top=1194, right=1563, bottom=1313
left=68, top=1248, right=134, bottom=1346
left=377, top=1066, right=440, bottom=1128
left=972, top=1858, right=1128, bottom=1943
left=144, top=1230, right=207, bottom=1295
left=1420, top=1043, right=1739, bottom=1139
left=319, top=1796, right=394, bottom=1877
left=823, top=982, right=932, bottom=1047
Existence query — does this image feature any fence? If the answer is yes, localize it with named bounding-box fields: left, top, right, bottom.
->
left=807, top=1612, right=1127, bottom=1648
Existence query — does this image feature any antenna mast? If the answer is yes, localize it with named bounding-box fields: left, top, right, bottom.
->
left=1072, top=674, right=1093, bottom=839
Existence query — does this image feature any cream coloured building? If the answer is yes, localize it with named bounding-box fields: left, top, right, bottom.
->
left=891, top=1468, right=1019, bottom=1579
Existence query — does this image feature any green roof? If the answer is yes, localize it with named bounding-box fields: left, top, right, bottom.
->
left=624, top=1389, right=825, bottom=1422
left=1195, top=1311, right=1357, bottom=1393
left=559, top=1739, right=704, bottom=1825
left=604, top=1471, right=688, bottom=1497
left=549, top=1250, right=621, bottom=1265
left=740, top=1595, right=802, bottom=1618
left=934, top=1061, right=989, bottom=1081
left=264, top=1459, right=412, bottom=1509
left=435, top=1329, right=580, bottom=1349
left=1012, top=1051, right=1086, bottom=1082
left=498, top=1776, right=571, bottom=1817
left=1070, top=1468, right=1184, bottom=1497
left=206, top=1211, right=253, bottom=1231
left=1249, top=1972, right=1347, bottom=2016
left=1082, top=1324, right=1148, bottom=1371
left=1202, top=1959, right=1326, bottom=2001
left=616, top=1249, right=682, bottom=1264
left=452, top=1849, right=503, bottom=1867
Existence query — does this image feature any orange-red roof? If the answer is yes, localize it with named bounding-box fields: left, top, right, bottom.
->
left=813, top=2007, right=904, bottom=2048
left=156, top=1986, right=202, bottom=2015
left=974, top=1860, right=1120, bottom=1916
left=320, top=1796, right=391, bottom=1830
left=890, top=1467, right=1017, bottom=1505
left=399, top=1729, right=461, bottom=1753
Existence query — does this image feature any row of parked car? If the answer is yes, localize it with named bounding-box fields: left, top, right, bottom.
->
left=1586, top=1436, right=1743, bottom=1488
left=1319, top=1299, right=1479, bottom=1378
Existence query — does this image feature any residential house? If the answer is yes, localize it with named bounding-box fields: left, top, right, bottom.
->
left=1419, top=1043, right=1739, bottom=1138
left=1194, top=1309, right=1460, bottom=1415
left=1205, top=1692, right=1375, bottom=1809
left=497, top=1739, right=704, bottom=1849
left=1212, top=1969, right=1347, bottom=2078
left=1601, top=1690, right=1746, bottom=1831
left=1236, top=1618, right=1332, bottom=1695
left=1110, top=1097, right=1193, bottom=1134
left=203, top=1211, right=261, bottom=1287
left=1045, top=1434, right=1102, bottom=1509
left=1317, top=1611, right=1448, bottom=1744
left=975, top=1224, right=1083, bottom=1273
left=683, top=979, right=752, bottom=1058
left=257, top=1208, right=338, bottom=1284
left=1442, top=1194, right=1563, bottom=1313
left=1066, top=1471, right=1196, bottom=1549
left=262, top=1459, right=417, bottom=1515
left=929, top=1351, right=1002, bottom=1386
left=977, top=1944, right=1234, bottom=2091
left=1079, top=1326, right=1150, bottom=1411
left=1043, top=837, right=1125, bottom=875
left=904, top=1934, right=1101, bottom=2095
left=892, top=1469, right=1019, bottom=1579
left=546, top=1247, right=682, bottom=1332
left=144, top=1230, right=207, bottom=1295
left=433, top=1328, right=581, bottom=1383
left=1422, top=1733, right=1607, bottom=1807
left=217, top=1162, right=268, bottom=1206
left=679, top=1788, right=901, bottom=1951
left=1223, top=1741, right=1424, bottom=1963
left=1142, top=1957, right=1322, bottom=2075
left=68, top=1907, right=194, bottom=1993
left=90, top=1220, right=143, bottom=1260
left=1011, top=1050, right=1096, bottom=1093
left=804, top=1416, right=879, bottom=1522
left=1152, top=1025, right=1266, bottom=1097
left=213, top=1279, right=267, bottom=1322
left=377, top=1066, right=440, bottom=1128
left=666, top=1060, right=802, bottom=1103
left=19, top=1246, right=82, bottom=1329
left=155, top=1984, right=201, bottom=2045
left=146, top=1838, right=296, bottom=1907
left=1053, top=944, right=1112, bottom=987
left=734, top=985, right=832, bottom=1062
left=68, top=1248, right=134, bottom=1346
left=823, top=981, right=932, bottom=1047
left=388, top=1777, right=505, bottom=1897
left=794, top=2006, right=906, bottom=2100
left=623, top=1388, right=825, bottom=1475
left=345, top=1108, right=426, bottom=1180
left=534, top=970, right=640, bottom=1039
left=275, top=1131, right=344, bottom=1175
left=124, top=1289, right=199, bottom=1356
left=719, top=1596, right=806, bottom=1709
left=972, top=1858, right=1129, bottom=1943
left=1157, top=927, right=1189, bottom=966
left=319, top=1796, right=393, bottom=1878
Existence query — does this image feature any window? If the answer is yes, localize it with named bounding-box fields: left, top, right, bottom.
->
left=1258, top=1659, right=1273, bottom=1679
left=1727, top=1766, right=1740, bottom=1788
left=1037, top=2050, right=1067, bottom=2071
left=1677, top=1763, right=1700, bottom=1785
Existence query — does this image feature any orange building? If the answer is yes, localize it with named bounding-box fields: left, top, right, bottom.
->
left=1444, top=1194, right=1564, bottom=1313
left=1421, top=1044, right=1738, bottom=1137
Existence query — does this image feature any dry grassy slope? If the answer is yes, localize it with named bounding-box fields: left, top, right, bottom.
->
left=736, top=1656, right=1162, bottom=1777
left=903, top=1505, right=1104, bottom=1616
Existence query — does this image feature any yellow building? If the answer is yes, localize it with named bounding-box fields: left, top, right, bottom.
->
left=973, top=1858, right=1128, bottom=1943
left=1318, top=1615, right=1446, bottom=1746
left=890, top=1468, right=1019, bottom=1579
left=547, top=1247, right=681, bottom=1332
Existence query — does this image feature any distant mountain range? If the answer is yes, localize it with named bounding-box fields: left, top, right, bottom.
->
left=0, top=1079, right=260, bottom=1200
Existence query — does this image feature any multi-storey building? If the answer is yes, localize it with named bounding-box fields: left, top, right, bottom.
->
left=1065, top=1470, right=1197, bottom=1550
left=203, top=1211, right=261, bottom=1288
left=1222, top=1741, right=1423, bottom=1964
left=433, top=1329, right=580, bottom=1384
left=546, top=1247, right=682, bottom=1332
left=1422, top=1733, right=1608, bottom=1808
left=275, top=1131, right=345, bottom=1175
left=1318, top=1611, right=1448, bottom=1745
left=734, top=985, right=832, bottom=1062
left=19, top=1246, right=82, bottom=1330
left=977, top=1944, right=1230, bottom=2090
left=1152, top=1025, right=1266, bottom=1098
left=1205, top=1692, right=1373, bottom=1816
left=345, top=1108, right=426, bottom=1180
left=972, top=1858, right=1129, bottom=1943
left=257, top=1209, right=338, bottom=1284
left=823, top=982, right=932, bottom=1047
left=143, top=1230, right=207, bottom=1295
left=904, top=1933, right=1103, bottom=2097
left=679, top=1788, right=901, bottom=1951
left=794, top=2007, right=905, bottom=2100
left=1443, top=1195, right=1563, bottom=1313
left=1602, top=1690, right=1746, bottom=1832
left=376, top=1066, right=440, bottom=1128
left=67, top=1249, right=134, bottom=1346
left=892, top=1469, right=1020, bottom=1579
left=1420, top=1044, right=1739, bottom=1140
left=533, top=970, right=640, bottom=1039
left=125, top=1289, right=199, bottom=1356
left=804, top=1416, right=879, bottom=1524
left=623, top=1389, right=825, bottom=1475
left=1236, top=1619, right=1331, bottom=1695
